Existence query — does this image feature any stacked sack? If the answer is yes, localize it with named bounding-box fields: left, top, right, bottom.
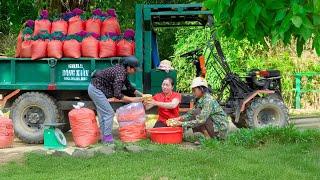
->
left=15, top=8, right=135, bottom=60
left=100, top=33, right=118, bottom=58
left=48, top=32, right=65, bottom=59
left=0, top=116, right=14, bottom=149
left=16, top=20, right=34, bottom=58
left=116, top=103, right=147, bottom=143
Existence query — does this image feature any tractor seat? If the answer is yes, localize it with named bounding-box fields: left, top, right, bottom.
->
left=264, top=70, right=281, bottom=78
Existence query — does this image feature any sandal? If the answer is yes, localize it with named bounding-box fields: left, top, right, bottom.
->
left=194, top=141, right=201, bottom=145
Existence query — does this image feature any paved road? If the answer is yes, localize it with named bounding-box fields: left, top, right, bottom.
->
left=290, top=116, right=320, bottom=129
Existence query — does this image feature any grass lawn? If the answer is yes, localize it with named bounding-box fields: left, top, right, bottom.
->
left=1, top=127, right=320, bottom=179
left=0, top=142, right=319, bottom=179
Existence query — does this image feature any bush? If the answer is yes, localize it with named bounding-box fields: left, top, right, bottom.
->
left=172, top=28, right=266, bottom=93
left=172, top=28, right=320, bottom=108
left=0, top=33, right=16, bottom=56
left=203, top=125, right=320, bottom=148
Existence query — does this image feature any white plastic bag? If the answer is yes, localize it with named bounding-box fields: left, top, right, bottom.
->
left=116, top=103, right=145, bottom=127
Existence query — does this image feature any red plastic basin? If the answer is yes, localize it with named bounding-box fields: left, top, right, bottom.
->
left=148, top=127, right=183, bottom=144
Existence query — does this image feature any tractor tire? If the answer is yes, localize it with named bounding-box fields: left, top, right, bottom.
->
left=245, top=96, right=289, bottom=128
left=10, top=92, right=60, bottom=144
left=231, top=114, right=248, bottom=128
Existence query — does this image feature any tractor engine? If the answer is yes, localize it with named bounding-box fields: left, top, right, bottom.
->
left=246, top=69, right=282, bottom=93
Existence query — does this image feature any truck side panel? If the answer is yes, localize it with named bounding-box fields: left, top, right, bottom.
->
left=0, top=58, right=141, bottom=91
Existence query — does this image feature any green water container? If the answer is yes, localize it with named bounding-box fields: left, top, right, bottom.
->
left=43, top=123, right=67, bottom=150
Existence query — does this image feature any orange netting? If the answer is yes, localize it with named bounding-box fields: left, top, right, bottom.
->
left=0, top=117, right=14, bottom=149
left=81, top=36, right=99, bottom=58
left=47, top=40, right=63, bottom=59
left=119, top=124, right=147, bottom=143
left=63, top=40, right=81, bottom=58
left=99, top=39, right=116, bottom=58
left=31, top=40, right=48, bottom=60
left=85, top=18, right=101, bottom=35
left=68, top=16, right=84, bottom=35
left=116, top=39, right=135, bottom=57
left=51, top=20, right=68, bottom=34
left=68, top=108, right=100, bottom=148
left=101, top=17, right=121, bottom=35
left=34, top=19, right=51, bottom=35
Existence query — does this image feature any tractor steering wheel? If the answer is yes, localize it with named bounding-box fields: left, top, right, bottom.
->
left=180, top=48, right=202, bottom=58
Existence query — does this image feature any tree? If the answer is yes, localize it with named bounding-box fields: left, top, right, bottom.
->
left=204, top=0, right=320, bottom=56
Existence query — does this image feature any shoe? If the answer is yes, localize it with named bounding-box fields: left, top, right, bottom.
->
left=102, top=134, right=114, bottom=144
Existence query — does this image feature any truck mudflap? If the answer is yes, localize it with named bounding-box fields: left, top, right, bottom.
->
left=0, top=89, right=20, bottom=109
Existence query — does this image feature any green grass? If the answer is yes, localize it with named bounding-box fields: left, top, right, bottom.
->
left=1, top=127, right=320, bottom=180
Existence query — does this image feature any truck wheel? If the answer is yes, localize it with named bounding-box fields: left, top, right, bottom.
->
left=60, top=110, right=71, bottom=132
left=10, top=92, right=60, bottom=144
left=245, top=97, right=289, bottom=128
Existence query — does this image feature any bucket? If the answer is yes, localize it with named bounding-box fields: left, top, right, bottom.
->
left=148, top=127, right=183, bottom=144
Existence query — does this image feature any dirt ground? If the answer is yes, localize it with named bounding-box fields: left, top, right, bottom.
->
left=0, top=130, right=201, bottom=165
left=0, top=132, right=76, bottom=165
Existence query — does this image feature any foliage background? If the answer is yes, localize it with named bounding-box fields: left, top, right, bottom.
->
left=172, top=27, right=320, bottom=109
left=0, top=0, right=319, bottom=109
left=204, top=0, right=320, bottom=56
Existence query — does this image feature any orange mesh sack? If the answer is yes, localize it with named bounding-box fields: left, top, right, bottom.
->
left=0, top=117, right=14, bottom=149
left=15, top=31, right=23, bottom=57
left=20, top=40, right=33, bottom=58
left=99, top=38, right=116, bottom=58
left=19, top=21, right=34, bottom=57
left=101, top=17, right=121, bottom=35
left=31, top=40, right=48, bottom=60
left=81, top=36, right=99, bottom=58
left=85, top=18, right=101, bottom=35
left=47, top=40, right=63, bottom=59
left=68, top=104, right=100, bottom=148
left=68, top=16, right=84, bottom=35
left=119, top=124, right=147, bottom=143
left=51, top=20, right=68, bottom=34
left=116, top=39, right=135, bottom=57
left=34, top=19, right=51, bottom=35
left=63, top=39, right=81, bottom=58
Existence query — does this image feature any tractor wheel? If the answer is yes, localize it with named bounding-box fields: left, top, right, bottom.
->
left=231, top=114, right=248, bottom=128
left=245, top=96, right=289, bottom=128
left=10, top=92, right=61, bottom=144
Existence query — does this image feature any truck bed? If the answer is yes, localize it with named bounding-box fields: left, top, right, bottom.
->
left=0, top=57, right=139, bottom=91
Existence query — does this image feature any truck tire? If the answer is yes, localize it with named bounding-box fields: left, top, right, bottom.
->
left=245, top=97, right=289, bottom=128
left=60, top=110, right=71, bottom=133
left=10, top=92, right=60, bottom=144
